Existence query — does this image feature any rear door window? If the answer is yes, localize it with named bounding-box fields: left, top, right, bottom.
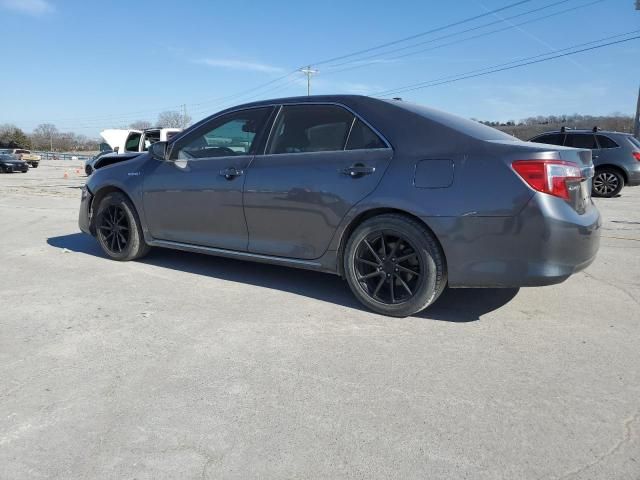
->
left=565, top=134, right=598, bottom=149
left=267, top=105, right=354, bottom=154
left=530, top=134, right=564, bottom=146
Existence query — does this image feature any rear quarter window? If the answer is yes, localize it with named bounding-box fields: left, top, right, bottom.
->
left=596, top=135, right=619, bottom=149
left=627, top=136, right=640, bottom=149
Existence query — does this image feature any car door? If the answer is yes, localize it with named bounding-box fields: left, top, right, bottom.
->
left=142, top=106, right=273, bottom=250
left=243, top=104, right=393, bottom=260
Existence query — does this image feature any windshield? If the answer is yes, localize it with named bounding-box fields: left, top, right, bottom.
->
left=0, top=154, right=18, bottom=161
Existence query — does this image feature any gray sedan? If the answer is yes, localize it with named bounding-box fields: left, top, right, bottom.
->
left=79, top=95, right=600, bottom=317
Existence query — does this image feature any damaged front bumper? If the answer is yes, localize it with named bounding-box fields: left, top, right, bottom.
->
left=78, top=185, right=93, bottom=235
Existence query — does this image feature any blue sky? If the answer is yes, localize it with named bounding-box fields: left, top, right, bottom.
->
left=1, top=0, right=638, bottom=136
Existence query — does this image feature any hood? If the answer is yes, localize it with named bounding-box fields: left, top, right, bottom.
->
left=93, top=151, right=143, bottom=171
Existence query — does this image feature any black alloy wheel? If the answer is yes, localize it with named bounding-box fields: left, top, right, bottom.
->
left=592, top=168, right=624, bottom=198
left=344, top=214, right=446, bottom=317
left=98, top=205, right=130, bottom=254
left=354, top=232, right=423, bottom=305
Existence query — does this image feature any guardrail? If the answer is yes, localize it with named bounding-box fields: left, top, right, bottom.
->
left=32, top=151, right=94, bottom=162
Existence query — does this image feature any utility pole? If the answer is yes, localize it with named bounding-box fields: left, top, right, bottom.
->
left=634, top=85, right=640, bottom=138
left=300, top=66, right=318, bottom=96
left=633, top=3, right=639, bottom=136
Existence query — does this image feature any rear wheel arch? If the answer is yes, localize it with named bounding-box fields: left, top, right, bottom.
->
left=595, top=164, right=627, bottom=183
left=337, top=208, right=446, bottom=275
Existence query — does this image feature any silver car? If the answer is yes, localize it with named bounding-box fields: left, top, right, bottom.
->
left=529, top=128, right=640, bottom=197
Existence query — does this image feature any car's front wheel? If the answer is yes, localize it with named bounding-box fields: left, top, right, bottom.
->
left=593, top=167, right=624, bottom=198
left=343, top=214, right=447, bottom=317
left=95, top=192, right=150, bottom=261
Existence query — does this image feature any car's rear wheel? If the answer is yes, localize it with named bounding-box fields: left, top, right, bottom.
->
left=343, top=214, right=446, bottom=317
left=593, top=167, right=624, bottom=198
left=95, top=192, right=150, bottom=261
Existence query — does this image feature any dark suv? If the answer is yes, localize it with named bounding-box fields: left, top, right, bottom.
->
left=529, top=129, right=640, bottom=197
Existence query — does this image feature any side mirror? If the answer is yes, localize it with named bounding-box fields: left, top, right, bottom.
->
left=150, top=141, right=168, bottom=161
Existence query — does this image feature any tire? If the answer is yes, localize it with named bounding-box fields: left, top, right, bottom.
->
left=95, top=192, right=150, bottom=261
left=31, top=163, right=38, bottom=168
left=343, top=214, right=447, bottom=317
left=593, top=167, right=624, bottom=198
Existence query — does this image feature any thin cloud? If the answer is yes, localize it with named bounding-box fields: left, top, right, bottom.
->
left=194, top=58, right=285, bottom=74
left=0, top=0, right=53, bottom=15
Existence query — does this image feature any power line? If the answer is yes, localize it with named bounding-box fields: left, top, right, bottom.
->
left=34, top=0, right=537, bottom=127
left=321, top=0, right=605, bottom=78
left=311, top=0, right=534, bottom=66
left=323, top=0, right=576, bottom=71
left=373, top=32, right=640, bottom=97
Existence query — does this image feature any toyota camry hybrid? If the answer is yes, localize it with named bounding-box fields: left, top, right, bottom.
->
left=79, top=95, right=601, bottom=317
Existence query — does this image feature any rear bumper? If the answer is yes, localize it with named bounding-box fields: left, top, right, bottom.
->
left=426, top=193, right=601, bottom=288
left=78, top=187, right=93, bottom=235
left=625, top=163, right=640, bottom=186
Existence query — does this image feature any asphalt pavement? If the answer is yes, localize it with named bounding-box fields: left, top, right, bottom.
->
left=1, top=160, right=638, bottom=479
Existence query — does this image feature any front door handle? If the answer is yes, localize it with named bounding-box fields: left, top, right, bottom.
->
left=219, top=167, right=244, bottom=180
left=341, top=164, right=376, bottom=178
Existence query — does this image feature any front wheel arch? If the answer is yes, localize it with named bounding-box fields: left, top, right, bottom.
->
left=90, top=186, right=138, bottom=234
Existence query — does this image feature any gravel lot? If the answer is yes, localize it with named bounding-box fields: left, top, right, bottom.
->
left=1, top=160, right=639, bottom=479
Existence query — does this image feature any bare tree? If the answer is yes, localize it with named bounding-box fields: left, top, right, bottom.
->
left=157, top=110, right=191, bottom=128
left=129, top=120, right=152, bottom=130
left=32, top=123, right=59, bottom=150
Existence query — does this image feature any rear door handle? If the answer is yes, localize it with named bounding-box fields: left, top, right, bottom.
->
left=341, top=164, right=376, bottom=178
left=219, top=167, right=244, bottom=180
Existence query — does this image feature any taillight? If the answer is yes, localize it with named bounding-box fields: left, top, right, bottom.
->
left=512, top=160, right=584, bottom=200
left=633, top=152, right=640, bottom=161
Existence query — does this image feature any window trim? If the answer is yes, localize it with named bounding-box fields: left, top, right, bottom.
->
left=262, top=102, right=392, bottom=155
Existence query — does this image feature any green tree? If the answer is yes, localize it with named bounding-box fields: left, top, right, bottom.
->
left=0, top=124, right=30, bottom=148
